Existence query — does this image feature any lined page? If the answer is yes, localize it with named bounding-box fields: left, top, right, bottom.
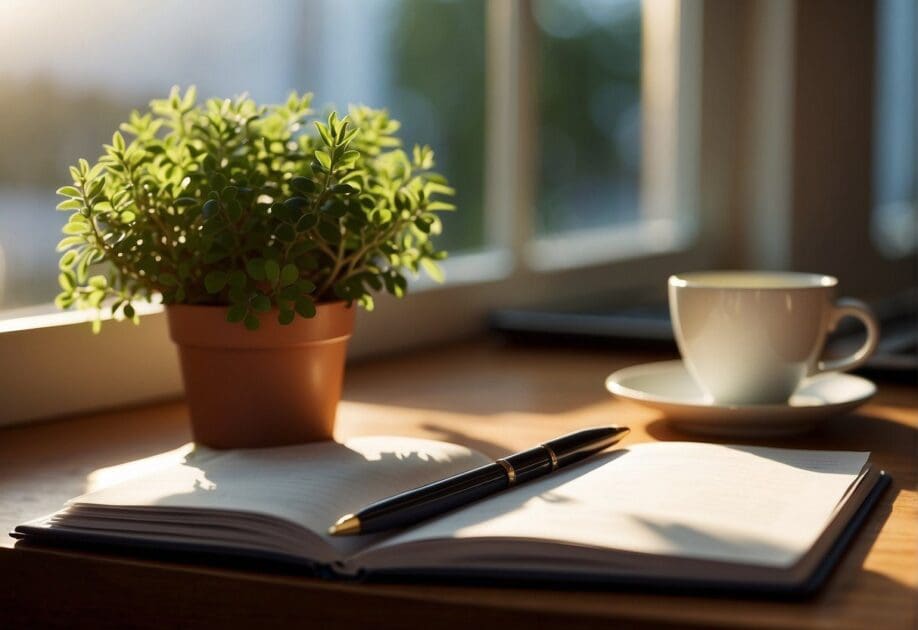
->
left=69, top=437, right=490, bottom=558
left=362, top=442, right=869, bottom=570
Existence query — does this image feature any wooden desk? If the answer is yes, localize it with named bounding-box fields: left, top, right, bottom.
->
left=1, top=342, right=915, bottom=629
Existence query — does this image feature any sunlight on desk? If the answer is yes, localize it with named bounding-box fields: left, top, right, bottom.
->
left=84, top=443, right=194, bottom=494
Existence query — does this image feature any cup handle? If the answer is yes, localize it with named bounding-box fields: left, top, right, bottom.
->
left=816, top=298, right=880, bottom=373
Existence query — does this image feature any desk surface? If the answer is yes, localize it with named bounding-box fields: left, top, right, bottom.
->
left=1, top=342, right=915, bottom=629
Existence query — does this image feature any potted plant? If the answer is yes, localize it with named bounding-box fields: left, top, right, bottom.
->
left=54, top=87, right=455, bottom=448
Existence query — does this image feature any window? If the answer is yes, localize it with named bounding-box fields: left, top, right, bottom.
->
left=533, top=0, right=642, bottom=236
left=0, top=0, right=706, bottom=424
left=872, top=0, right=917, bottom=257
left=0, top=0, right=487, bottom=313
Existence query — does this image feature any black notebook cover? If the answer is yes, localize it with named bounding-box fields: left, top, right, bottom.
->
left=10, top=471, right=890, bottom=600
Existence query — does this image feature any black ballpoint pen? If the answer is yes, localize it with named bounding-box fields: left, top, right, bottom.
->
left=329, top=426, right=630, bottom=536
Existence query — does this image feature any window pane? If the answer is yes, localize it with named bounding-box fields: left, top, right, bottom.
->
left=872, top=0, right=917, bottom=256
left=533, top=0, right=642, bottom=236
left=0, top=0, right=485, bottom=313
left=386, top=0, right=486, bottom=253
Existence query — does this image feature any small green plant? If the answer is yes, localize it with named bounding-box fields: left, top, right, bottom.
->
left=55, top=86, right=455, bottom=330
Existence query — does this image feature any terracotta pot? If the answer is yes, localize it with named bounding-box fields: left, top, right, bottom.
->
left=166, top=302, right=355, bottom=449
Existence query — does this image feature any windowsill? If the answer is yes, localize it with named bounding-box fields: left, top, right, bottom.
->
left=526, top=218, right=696, bottom=272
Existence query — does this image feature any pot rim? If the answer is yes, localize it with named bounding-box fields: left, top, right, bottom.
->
left=166, top=300, right=355, bottom=349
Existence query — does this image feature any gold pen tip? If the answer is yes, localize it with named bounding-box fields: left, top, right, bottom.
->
left=328, top=514, right=361, bottom=536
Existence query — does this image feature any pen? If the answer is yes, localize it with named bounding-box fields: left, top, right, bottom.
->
left=329, top=425, right=630, bottom=536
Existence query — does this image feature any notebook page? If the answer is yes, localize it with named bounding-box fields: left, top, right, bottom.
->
left=360, top=442, right=869, bottom=570
left=68, top=436, right=490, bottom=559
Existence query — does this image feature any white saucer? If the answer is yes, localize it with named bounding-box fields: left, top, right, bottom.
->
left=605, top=360, right=877, bottom=437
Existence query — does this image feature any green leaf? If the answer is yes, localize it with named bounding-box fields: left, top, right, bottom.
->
left=112, top=131, right=126, bottom=152
left=295, top=296, right=316, bottom=318
left=58, top=272, right=75, bottom=291
left=55, top=294, right=73, bottom=310
left=390, top=273, right=408, bottom=298
left=315, top=150, right=331, bottom=170
left=87, top=178, right=104, bottom=199
left=228, top=286, right=248, bottom=304
left=120, top=210, right=137, bottom=223
left=246, top=258, right=266, bottom=281
left=424, top=181, right=456, bottom=197
left=221, top=186, right=238, bottom=203
left=124, top=304, right=136, bottom=319
left=204, top=270, right=228, bottom=294
left=228, top=270, right=246, bottom=290
left=251, top=293, right=271, bottom=312
left=89, top=274, right=108, bottom=290
left=296, top=279, right=316, bottom=294
left=278, top=308, right=295, bottom=325
left=296, top=213, right=318, bottom=231
left=421, top=259, right=444, bottom=283
left=227, top=304, right=247, bottom=323
left=291, top=177, right=316, bottom=194
left=414, top=217, right=432, bottom=233
left=317, top=221, right=341, bottom=243
left=88, top=289, right=105, bottom=307
left=341, top=128, right=360, bottom=146
left=264, top=259, right=280, bottom=283
left=56, top=236, right=83, bottom=252
left=283, top=196, right=309, bottom=211
left=244, top=314, right=260, bottom=330
left=181, top=85, right=197, bottom=110
left=62, top=222, right=90, bottom=235
left=59, top=250, right=78, bottom=269
left=56, top=186, right=81, bottom=198
left=202, top=199, right=219, bottom=218
left=57, top=199, right=83, bottom=211
left=280, top=263, right=298, bottom=287
left=314, top=122, right=334, bottom=147
left=75, top=250, right=93, bottom=283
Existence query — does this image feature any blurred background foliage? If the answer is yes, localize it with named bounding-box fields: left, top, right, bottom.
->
left=533, top=0, right=641, bottom=235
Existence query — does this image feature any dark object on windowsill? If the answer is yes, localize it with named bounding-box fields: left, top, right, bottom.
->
left=826, top=288, right=917, bottom=385
left=489, top=289, right=917, bottom=383
left=489, top=303, right=675, bottom=351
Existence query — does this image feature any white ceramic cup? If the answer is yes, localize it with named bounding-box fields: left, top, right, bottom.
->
left=668, top=271, right=879, bottom=405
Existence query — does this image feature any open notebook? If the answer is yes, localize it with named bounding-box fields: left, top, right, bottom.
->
left=12, top=437, right=888, bottom=596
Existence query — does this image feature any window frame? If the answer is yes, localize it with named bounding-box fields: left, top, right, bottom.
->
left=0, top=0, right=717, bottom=426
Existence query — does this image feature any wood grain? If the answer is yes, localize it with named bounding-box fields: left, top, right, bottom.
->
left=1, top=341, right=915, bottom=629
